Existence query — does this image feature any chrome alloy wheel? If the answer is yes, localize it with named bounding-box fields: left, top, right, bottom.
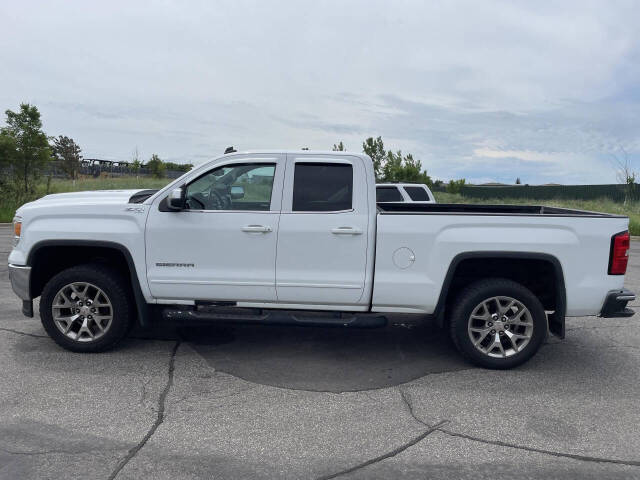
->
left=467, top=296, right=534, bottom=358
left=51, top=282, right=113, bottom=342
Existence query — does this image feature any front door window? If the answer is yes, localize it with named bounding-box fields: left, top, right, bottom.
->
left=185, top=163, right=276, bottom=211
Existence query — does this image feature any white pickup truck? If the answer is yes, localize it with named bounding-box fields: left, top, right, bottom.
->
left=376, top=183, right=436, bottom=203
left=8, top=150, right=636, bottom=368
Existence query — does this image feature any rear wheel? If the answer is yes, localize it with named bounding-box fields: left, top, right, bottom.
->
left=40, top=264, right=133, bottom=352
left=449, top=278, right=547, bottom=369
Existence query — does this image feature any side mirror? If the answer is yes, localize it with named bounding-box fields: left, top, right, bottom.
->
left=167, top=186, right=186, bottom=211
left=230, top=185, right=245, bottom=200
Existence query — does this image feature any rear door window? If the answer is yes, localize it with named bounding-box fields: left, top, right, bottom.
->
left=376, top=186, right=404, bottom=202
left=404, top=186, right=430, bottom=201
left=292, top=163, right=353, bottom=212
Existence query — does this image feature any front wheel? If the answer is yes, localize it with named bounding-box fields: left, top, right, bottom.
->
left=449, top=278, right=547, bottom=369
left=40, top=264, right=133, bottom=352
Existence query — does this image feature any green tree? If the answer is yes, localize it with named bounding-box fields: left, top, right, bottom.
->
left=165, top=161, right=194, bottom=172
left=332, top=141, right=345, bottom=151
left=362, top=136, right=385, bottom=180
left=362, top=136, right=432, bottom=184
left=51, top=135, right=82, bottom=180
left=0, top=134, right=17, bottom=193
left=446, top=178, right=466, bottom=194
left=146, top=153, right=166, bottom=178
left=515, top=177, right=521, bottom=185
left=130, top=147, right=141, bottom=172
left=612, top=149, right=637, bottom=204
left=380, top=150, right=432, bottom=185
left=399, top=153, right=432, bottom=185
left=0, top=103, right=51, bottom=195
left=380, top=150, right=403, bottom=182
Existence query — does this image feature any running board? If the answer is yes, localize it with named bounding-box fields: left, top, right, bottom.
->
left=162, top=305, right=387, bottom=328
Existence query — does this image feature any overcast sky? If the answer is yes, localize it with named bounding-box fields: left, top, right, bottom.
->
left=1, top=0, right=639, bottom=184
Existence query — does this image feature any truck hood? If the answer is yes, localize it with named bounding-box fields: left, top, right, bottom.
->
left=14, top=190, right=156, bottom=218
left=31, top=190, right=144, bottom=206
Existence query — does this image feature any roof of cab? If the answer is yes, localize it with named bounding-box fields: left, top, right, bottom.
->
left=376, top=183, right=431, bottom=187
left=224, top=149, right=371, bottom=159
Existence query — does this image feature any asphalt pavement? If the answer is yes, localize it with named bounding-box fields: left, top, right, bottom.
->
left=1, top=224, right=640, bottom=479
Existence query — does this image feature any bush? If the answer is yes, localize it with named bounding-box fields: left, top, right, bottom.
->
left=446, top=179, right=466, bottom=194
left=145, top=154, right=166, bottom=178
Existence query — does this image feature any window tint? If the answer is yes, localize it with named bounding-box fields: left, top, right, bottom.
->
left=404, top=186, right=430, bottom=201
left=376, top=186, right=404, bottom=202
left=185, top=163, right=275, bottom=211
left=293, top=163, right=353, bottom=212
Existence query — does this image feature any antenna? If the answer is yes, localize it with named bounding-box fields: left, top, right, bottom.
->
left=224, top=146, right=237, bottom=154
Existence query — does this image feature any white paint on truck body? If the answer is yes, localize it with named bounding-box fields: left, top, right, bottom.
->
left=373, top=213, right=626, bottom=316
left=9, top=190, right=152, bottom=300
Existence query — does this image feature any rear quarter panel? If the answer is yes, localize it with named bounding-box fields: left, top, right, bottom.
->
left=372, top=213, right=629, bottom=316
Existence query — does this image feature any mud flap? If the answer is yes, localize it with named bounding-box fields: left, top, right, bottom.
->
left=22, top=300, right=34, bottom=318
left=548, top=311, right=565, bottom=339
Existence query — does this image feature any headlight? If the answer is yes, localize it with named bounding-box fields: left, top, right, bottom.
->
left=13, top=217, right=21, bottom=246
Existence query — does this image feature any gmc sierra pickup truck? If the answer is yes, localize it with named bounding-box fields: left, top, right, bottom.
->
left=8, top=150, right=636, bottom=368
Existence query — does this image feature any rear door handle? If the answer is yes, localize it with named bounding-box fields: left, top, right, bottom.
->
left=331, top=227, right=363, bottom=235
left=241, top=225, right=272, bottom=233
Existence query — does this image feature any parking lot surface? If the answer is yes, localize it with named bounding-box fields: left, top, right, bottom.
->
left=1, top=224, right=640, bottom=479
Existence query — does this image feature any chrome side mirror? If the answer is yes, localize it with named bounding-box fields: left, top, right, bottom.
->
left=167, top=186, right=186, bottom=211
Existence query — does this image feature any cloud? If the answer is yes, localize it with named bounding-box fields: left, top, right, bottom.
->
left=1, top=0, right=639, bottom=183
left=472, top=149, right=564, bottom=164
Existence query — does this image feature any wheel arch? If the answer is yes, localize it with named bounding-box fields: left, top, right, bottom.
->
left=434, top=251, right=566, bottom=338
left=27, top=240, right=151, bottom=327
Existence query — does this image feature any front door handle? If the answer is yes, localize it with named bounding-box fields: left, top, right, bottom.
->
left=241, top=225, right=272, bottom=233
left=331, top=227, right=363, bottom=235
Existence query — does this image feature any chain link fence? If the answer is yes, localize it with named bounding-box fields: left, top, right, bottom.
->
left=45, top=161, right=186, bottom=180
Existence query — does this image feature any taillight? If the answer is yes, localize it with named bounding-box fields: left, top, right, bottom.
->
left=609, top=231, right=630, bottom=275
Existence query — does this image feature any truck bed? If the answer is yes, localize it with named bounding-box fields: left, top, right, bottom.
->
left=377, top=202, right=625, bottom=217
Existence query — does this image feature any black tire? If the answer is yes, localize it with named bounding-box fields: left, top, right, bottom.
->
left=449, top=278, right=547, bottom=369
left=39, top=263, right=133, bottom=352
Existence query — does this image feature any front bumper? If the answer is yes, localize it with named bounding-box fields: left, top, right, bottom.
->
left=8, top=264, right=33, bottom=317
left=599, top=288, right=636, bottom=318
left=9, top=264, right=31, bottom=300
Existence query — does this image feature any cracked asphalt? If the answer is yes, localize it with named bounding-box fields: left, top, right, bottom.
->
left=1, top=224, right=640, bottom=479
